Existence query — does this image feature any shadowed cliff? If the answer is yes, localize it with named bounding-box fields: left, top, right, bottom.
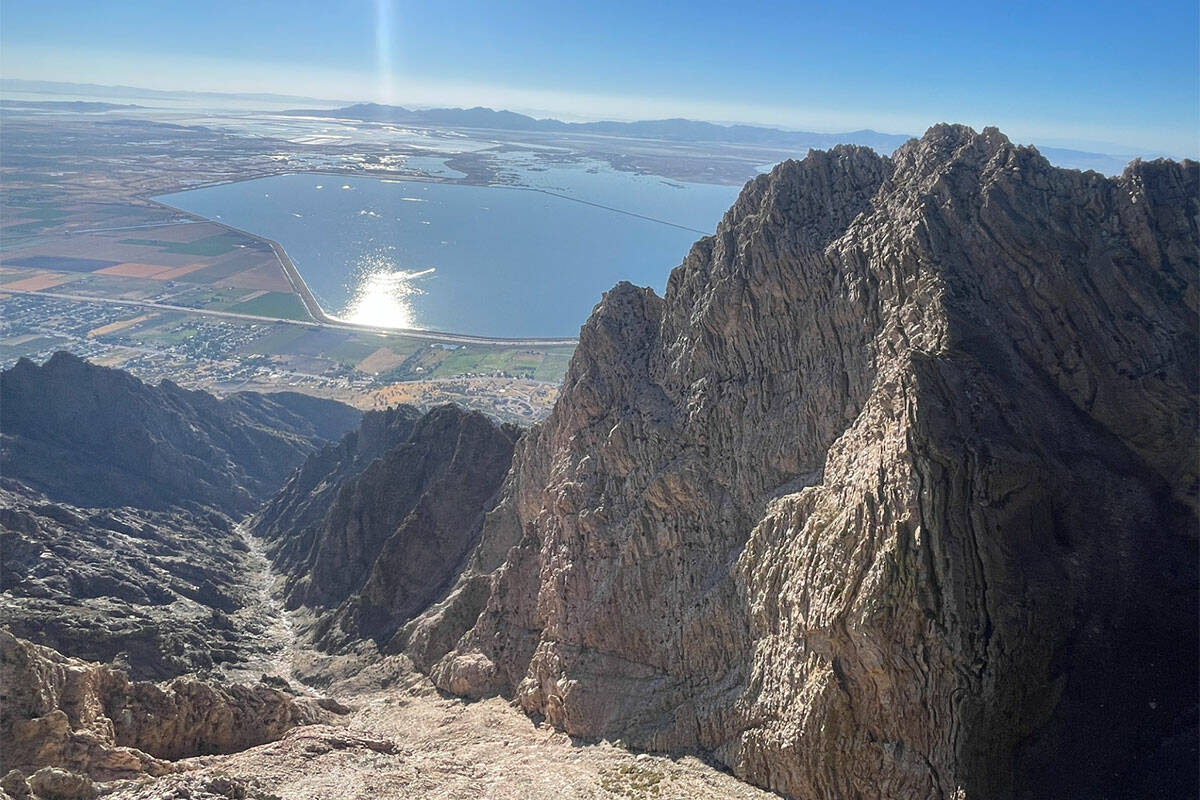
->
left=0, top=351, right=361, bottom=514
left=253, top=404, right=521, bottom=652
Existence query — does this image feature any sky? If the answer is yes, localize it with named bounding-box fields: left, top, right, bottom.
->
left=2, top=0, right=1197, bottom=156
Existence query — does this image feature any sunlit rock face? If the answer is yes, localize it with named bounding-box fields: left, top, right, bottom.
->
left=0, top=630, right=324, bottom=781
left=411, top=126, right=1198, bottom=799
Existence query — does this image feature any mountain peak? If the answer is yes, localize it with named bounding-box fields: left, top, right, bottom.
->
left=417, top=126, right=1198, bottom=798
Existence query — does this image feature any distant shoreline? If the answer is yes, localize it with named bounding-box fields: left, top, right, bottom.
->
left=147, top=194, right=580, bottom=346
left=155, top=168, right=715, bottom=233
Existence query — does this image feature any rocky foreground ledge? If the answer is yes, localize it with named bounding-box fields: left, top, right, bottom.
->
left=0, top=630, right=330, bottom=791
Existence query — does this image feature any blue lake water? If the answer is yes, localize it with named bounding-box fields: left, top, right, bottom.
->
left=155, top=169, right=742, bottom=338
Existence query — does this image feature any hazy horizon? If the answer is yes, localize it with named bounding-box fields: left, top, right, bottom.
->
left=2, top=0, right=1197, bottom=159
left=1, top=77, right=1189, bottom=164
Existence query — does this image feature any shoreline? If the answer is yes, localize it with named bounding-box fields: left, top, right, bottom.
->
left=138, top=167, right=721, bottom=343
left=155, top=167, right=714, bottom=232
left=137, top=166, right=726, bottom=343
left=145, top=192, right=582, bottom=346
left=1, top=286, right=580, bottom=347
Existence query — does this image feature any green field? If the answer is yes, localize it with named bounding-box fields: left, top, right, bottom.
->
left=1, top=203, right=74, bottom=241
left=229, top=291, right=311, bottom=321
left=133, top=325, right=198, bottom=346
left=533, top=350, right=574, bottom=381
left=119, top=234, right=241, bottom=257
left=241, top=324, right=311, bottom=355
left=420, top=344, right=576, bottom=380
left=322, top=339, right=381, bottom=364
left=0, top=335, right=71, bottom=360
left=9, top=205, right=71, bottom=222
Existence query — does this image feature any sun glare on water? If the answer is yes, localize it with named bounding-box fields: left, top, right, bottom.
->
left=339, top=255, right=434, bottom=329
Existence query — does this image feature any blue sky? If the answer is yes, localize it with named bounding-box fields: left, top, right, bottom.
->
left=2, top=0, right=1197, bottom=155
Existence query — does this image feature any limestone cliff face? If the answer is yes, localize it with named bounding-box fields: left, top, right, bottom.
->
left=254, top=404, right=520, bottom=650
left=418, top=127, right=1198, bottom=798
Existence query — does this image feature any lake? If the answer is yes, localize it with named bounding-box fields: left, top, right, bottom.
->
left=155, top=168, right=742, bottom=338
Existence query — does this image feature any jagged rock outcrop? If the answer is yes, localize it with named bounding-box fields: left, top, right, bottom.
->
left=0, top=352, right=360, bottom=514
left=254, top=404, right=520, bottom=650
left=253, top=404, right=426, bottom=583
left=411, top=126, right=1197, bottom=798
left=0, top=356, right=360, bottom=791
left=0, top=630, right=324, bottom=782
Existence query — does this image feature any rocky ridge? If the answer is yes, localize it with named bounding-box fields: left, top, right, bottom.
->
left=253, top=404, right=520, bottom=651
left=1, top=482, right=271, bottom=681
left=0, top=354, right=363, bottom=791
left=1, top=125, right=1196, bottom=799
left=0, top=352, right=361, bottom=513
left=409, top=126, right=1198, bottom=798
left=0, top=353, right=362, bottom=685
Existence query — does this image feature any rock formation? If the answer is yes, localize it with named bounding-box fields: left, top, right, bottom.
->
left=1, top=352, right=362, bottom=683
left=408, top=126, right=1198, bottom=798
left=1, top=481, right=284, bottom=681
left=254, top=404, right=520, bottom=650
left=252, top=404, right=426, bottom=589
left=0, top=351, right=360, bottom=514
left=0, top=630, right=326, bottom=783
left=2, top=126, right=1195, bottom=799
left=0, top=355, right=359, bottom=790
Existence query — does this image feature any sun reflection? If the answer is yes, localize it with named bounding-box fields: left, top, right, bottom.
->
left=338, top=253, right=433, bottom=329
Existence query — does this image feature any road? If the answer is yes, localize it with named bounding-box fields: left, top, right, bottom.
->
left=0, top=288, right=579, bottom=347
left=65, top=219, right=203, bottom=235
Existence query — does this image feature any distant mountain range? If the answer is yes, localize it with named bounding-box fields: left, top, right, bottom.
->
left=0, top=79, right=1162, bottom=174
left=0, top=77, right=337, bottom=106
left=281, top=102, right=1153, bottom=174
left=284, top=102, right=914, bottom=154
left=0, top=98, right=145, bottom=112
